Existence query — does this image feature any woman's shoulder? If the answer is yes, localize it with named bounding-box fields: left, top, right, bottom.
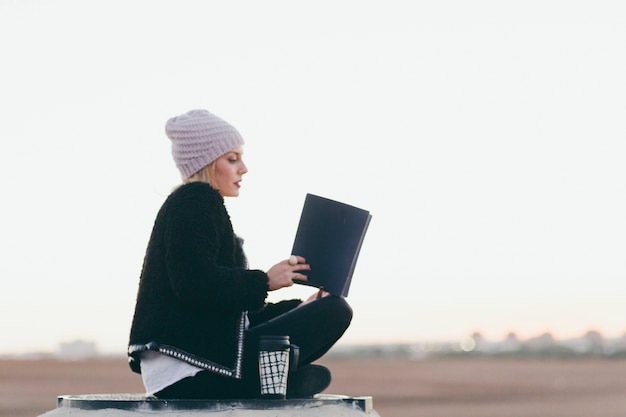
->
left=159, top=182, right=224, bottom=215
left=169, top=182, right=222, bottom=203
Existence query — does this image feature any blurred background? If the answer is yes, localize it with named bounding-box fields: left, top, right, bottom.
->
left=0, top=0, right=625, bottom=359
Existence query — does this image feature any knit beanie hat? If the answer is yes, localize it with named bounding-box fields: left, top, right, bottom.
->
left=165, top=109, right=244, bottom=178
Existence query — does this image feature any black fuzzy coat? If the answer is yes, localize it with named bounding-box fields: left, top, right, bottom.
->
left=128, top=182, right=300, bottom=377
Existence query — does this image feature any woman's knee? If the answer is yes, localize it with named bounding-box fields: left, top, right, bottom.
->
left=317, top=296, right=353, bottom=325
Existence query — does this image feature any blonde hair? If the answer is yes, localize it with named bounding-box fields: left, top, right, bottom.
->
left=183, top=163, right=217, bottom=187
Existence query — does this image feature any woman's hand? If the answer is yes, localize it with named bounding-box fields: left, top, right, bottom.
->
left=305, top=288, right=330, bottom=302
left=266, top=256, right=310, bottom=291
left=293, top=287, right=330, bottom=308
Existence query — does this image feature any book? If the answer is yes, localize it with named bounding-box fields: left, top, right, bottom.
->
left=291, top=193, right=372, bottom=297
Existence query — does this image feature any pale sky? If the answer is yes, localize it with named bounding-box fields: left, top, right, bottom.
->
left=1, top=0, right=625, bottom=355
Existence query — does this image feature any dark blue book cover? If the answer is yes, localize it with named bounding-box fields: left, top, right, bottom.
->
left=291, top=194, right=371, bottom=297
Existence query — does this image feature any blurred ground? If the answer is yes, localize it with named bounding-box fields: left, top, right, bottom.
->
left=2, top=357, right=626, bottom=417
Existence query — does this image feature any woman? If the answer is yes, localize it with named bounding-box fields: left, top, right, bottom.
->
left=128, top=109, right=352, bottom=399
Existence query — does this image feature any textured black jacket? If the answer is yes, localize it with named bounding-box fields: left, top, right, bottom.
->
left=128, top=182, right=300, bottom=378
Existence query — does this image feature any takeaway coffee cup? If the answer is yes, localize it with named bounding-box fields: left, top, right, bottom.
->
left=258, top=335, right=291, bottom=399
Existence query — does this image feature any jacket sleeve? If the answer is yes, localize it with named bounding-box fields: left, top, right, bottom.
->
left=163, top=185, right=269, bottom=313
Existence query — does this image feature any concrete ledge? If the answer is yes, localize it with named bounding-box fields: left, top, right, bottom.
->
left=39, top=393, right=381, bottom=417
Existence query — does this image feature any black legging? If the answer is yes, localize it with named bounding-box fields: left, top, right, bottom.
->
left=155, top=295, right=352, bottom=399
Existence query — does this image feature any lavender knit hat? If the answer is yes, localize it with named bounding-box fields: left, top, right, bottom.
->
left=165, top=109, right=244, bottom=178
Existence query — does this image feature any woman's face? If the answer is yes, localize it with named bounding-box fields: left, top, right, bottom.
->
left=212, top=145, right=248, bottom=197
